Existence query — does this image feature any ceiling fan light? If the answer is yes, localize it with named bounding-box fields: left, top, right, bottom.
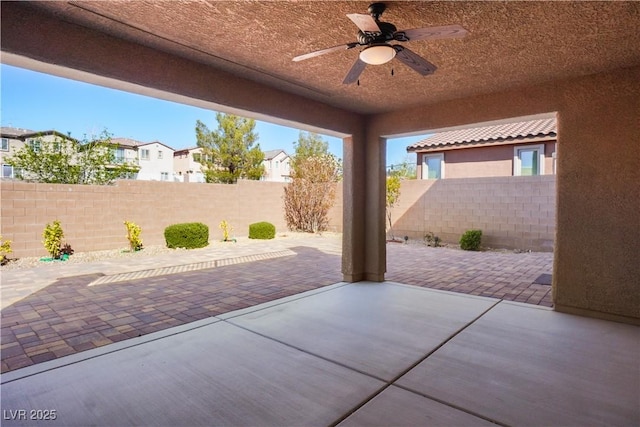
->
left=359, top=45, right=396, bottom=65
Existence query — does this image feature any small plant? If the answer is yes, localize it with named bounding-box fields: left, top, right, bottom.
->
left=60, top=243, right=74, bottom=257
left=460, top=229, right=482, bottom=251
left=124, top=220, right=144, bottom=251
left=0, top=235, right=12, bottom=265
left=164, top=222, right=209, bottom=249
left=43, top=220, right=65, bottom=259
left=424, top=231, right=442, bottom=247
left=219, top=220, right=234, bottom=242
left=249, top=221, right=276, bottom=240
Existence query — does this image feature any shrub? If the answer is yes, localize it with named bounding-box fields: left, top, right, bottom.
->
left=460, top=229, right=482, bottom=251
left=249, top=222, right=276, bottom=240
left=284, top=155, right=339, bottom=233
left=124, top=220, right=143, bottom=251
left=43, top=220, right=65, bottom=259
left=219, top=220, right=233, bottom=242
left=424, top=231, right=442, bottom=247
left=164, top=223, right=209, bottom=249
left=60, top=243, right=75, bottom=257
left=0, top=235, right=12, bottom=265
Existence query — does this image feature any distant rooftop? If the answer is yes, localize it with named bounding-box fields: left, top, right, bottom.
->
left=1, top=127, right=37, bottom=138
left=407, top=118, right=557, bottom=152
left=111, top=137, right=146, bottom=148
left=1, top=127, right=80, bottom=142
left=263, top=149, right=288, bottom=160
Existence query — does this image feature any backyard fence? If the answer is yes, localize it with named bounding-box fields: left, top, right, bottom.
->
left=388, top=175, right=556, bottom=251
left=0, top=175, right=554, bottom=258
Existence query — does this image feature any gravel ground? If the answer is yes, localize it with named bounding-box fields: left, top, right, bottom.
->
left=1, top=245, right=180, bottom=271
left=0, top=232, right=342, bottom=271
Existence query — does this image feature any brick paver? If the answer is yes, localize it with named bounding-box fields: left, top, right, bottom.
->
left=1, top=239, right=553, bottom=373
left=386, top=243, right=553, bottom=307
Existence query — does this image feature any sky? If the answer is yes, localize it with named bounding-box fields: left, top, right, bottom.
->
left=1, top=64, right=423, bottom=168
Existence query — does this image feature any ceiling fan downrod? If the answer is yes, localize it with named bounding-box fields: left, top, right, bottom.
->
left=367, top=2, right=386, bottom=21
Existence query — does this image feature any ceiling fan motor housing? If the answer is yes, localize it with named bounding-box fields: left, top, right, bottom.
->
left=357, top=21, right=397, bottom=45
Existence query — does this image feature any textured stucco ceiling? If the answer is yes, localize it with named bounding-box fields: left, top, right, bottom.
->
left=24, top=1, right=640, bottom=114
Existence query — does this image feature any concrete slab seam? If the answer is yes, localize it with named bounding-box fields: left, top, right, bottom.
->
left=329, top=299, right=507, bottom=427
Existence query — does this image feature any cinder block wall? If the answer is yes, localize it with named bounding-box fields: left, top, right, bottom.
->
left=389, top=175, right=556, bottom=251
left=1, top=176, right=553, bottom=257
left=0, top=180, right=296, bottom=258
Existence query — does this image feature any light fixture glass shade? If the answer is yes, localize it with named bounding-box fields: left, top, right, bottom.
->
left=359, top=45, right=396, bottom=65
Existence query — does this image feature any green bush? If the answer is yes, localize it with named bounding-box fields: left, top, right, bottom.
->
left=43, top=220, right=64, bottom=259
left=249, top=221, right=276, bottom=240
left=459, top=229, right=482, bottom=251
left=164, top=222, right=209, bottom=249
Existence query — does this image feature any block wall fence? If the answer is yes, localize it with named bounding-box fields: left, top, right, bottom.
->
left=388, top=175, right=556, bottom=251
left=0, top=180, right=315, bottom=258
left=0, top=176, right=554, bottom=258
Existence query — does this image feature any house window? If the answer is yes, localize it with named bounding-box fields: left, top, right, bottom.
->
left=140, top=149, right=150, bottom=160
left=113, top=148, right=125, bottom=163
left=514, top=144, right=545, bottom=176
left=2, top=164, right=14, bottom=178
left=1, top=138, right=8, bottom=151
left=421, top=153, right=444, bottom=179
left=160, top=172, right=169, bottom=181
left=119, top=171, right=138, bottom=180
left=275, top=160, right=279, bottom=168
left=158, top=151, right=163, bottom=159
left=28, top=139, right=41, bottom=152
left=193, top=153, right=202, bottom=163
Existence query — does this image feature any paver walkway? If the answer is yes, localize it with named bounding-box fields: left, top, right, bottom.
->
left=1, top=235, right=553, bottom=373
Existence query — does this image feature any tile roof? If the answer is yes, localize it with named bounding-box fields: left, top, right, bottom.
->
left=1, top=127, right=37, bottom=138
left=1, top=127, right=80, bottom=142
left=263, top=149, right=288, bottom=160
left=407, top=118, right=557, bottom=152
left=111, top=137, right=146, bottom=148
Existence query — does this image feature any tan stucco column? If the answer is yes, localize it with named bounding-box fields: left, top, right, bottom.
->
left=342, top=127, right=387, bottom=282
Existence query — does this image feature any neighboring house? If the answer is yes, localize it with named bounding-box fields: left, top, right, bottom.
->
left=407, top=118, right=557, bottom=179
left=136, top=141, right=176, bottom=181
left=173, top=147, right=207, bottom=183
left=110, top=137, right=142, bottom=179
left=262, top=149, right=291, bottom=182
left=0, top=127, right=78, bottom=179
left=112, top=138, right=176, bottom=181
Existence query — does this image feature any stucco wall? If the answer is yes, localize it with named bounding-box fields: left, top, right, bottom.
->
left=371, top=66, right=640, bottom=323
left=389, top=176, right=555, bottom=251
left=415, top=141, right=556, bottom=179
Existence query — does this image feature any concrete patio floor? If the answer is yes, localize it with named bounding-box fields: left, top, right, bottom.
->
left=1, top=281, right=638, bottom=426
left=1, top=235, right=554, bottom=373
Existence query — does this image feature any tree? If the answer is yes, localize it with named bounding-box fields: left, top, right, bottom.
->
left=388, top=155, right=417, bottom=179
left=386, top=174, right=402, bottom=240
left=284, top=132, right=340, bottom=233
left=6, top=131, right=138, bottom=185
left=195, top=113, right=264, bottom=183
left=291, top=132, right=328, bottom=172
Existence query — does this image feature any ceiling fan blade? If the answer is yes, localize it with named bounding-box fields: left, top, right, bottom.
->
left=293, top=43, right=358, bottom=62
left=347, top=13, right=381, bottom=33
left=343, top=58, right=367, bottom=85
left=393, top=46, right=437, bottom=76
left=394, top=25, right=468, bottom=42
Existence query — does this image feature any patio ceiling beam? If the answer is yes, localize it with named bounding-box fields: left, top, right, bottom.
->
left=0, top=1, right=363, bottom=138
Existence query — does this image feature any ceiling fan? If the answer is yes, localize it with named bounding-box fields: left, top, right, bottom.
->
left=293, top=2, right=468, bottom=85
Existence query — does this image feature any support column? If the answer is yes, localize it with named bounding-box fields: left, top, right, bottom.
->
left=342, top=126, right=386, bottom=282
